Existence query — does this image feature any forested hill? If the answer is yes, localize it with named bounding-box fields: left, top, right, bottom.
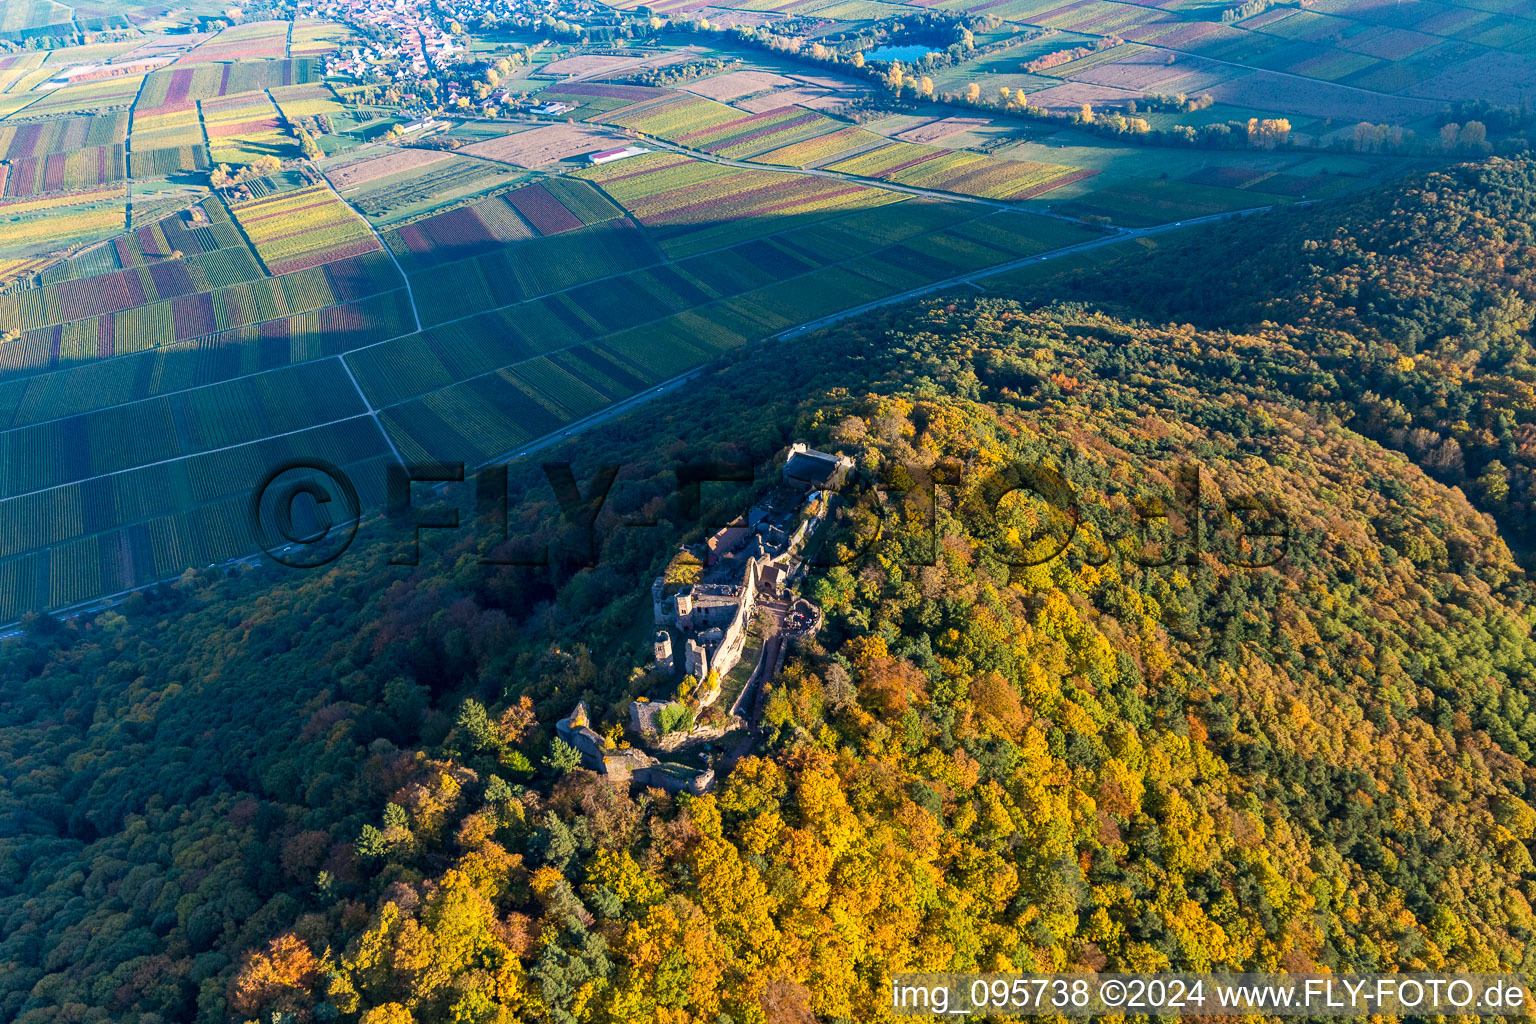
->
left=1035, top=156, right=1536, bottom=552
left=6, top=172, right=1536, bottom=1023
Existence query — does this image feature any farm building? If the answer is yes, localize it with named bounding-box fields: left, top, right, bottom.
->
left=528, top=101, right=572, bottom=116
left=588, top=145, right=650, bottom=165
left=398, top=117, right=443, bottom=136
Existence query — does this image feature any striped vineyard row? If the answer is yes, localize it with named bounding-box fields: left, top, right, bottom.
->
left=0, top=423, right=393, bottom=618
left=0, top=289, right=415, bottom=430
left=0, top=357, right=367, bottom=497
left=0, top=250, right=403, bottom=379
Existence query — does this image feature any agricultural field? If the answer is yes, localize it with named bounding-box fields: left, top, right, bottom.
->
left=200, top=90, right=296, bottom=166
left=228, top=183, right=382, bottom=274
left=681, top=69, right=796, bottom=100
left=896, top=116, right=993, bottom=144
left=336, top=152, right=524, bottom=225
left=172, top=21, right=291, bottom=65
left=575, top=150, right=906, bottom=256
left=0, top=4, right=1527, bottom=621
left=326, top=147, right=459, bottom=191
left=289, top=20, right=358, bottom=56
left=459, top=124, right=627, bottom=168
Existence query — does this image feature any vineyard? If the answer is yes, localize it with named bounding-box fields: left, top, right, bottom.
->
left=200, top=91, right=296, bottom=165
left=579, top=89, right=852, bottom=161
left=134, top=145, right=210, bottom=175
left=1054, top=176, right=1292, bottom=225
left=383, top=177, right=621, bottom=272
left=0, top=0, right=71, bottom=40
left=136, top=59, right=321, bottom=110
left=675, top=105, right=843, bottom=158
left=0, top=416, right=393, bottom=620
left=0, top=254, right=54, bottom=286
left=0, top=249, right=403, bottom=378
left=822, top=140, right=1092, bottom=199
left=289, top=20, right=356, bottom=56
left=347, top=263, right=718, bottom=407
left=407, top=219, right=656, bottom=326
left=7, top=75, right=145, bottom=120
left=0, top=111, right=127, bottom=159
left=530, top=81, right=669, bottom=120
left=0, top=187, right=126, bottom=254
left=341, top=155, right=519, bottom=222
left=576, top=150, right=903, bottom=255
left=353, top=190, right=1095, bottom=470
left=129, top=103, right=206, bottom=151
left=1, top=144, right=126, bottom=197
left=229, top=184, right=381, bottom=275
left=0, top=6, right=1480, bottom=625
left=270, top=83, right=345, bottom=120
left=172, top=21, right=291, bottom=65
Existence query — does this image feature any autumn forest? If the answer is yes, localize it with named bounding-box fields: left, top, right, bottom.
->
left=6, top=158, right=1536, bottom=1024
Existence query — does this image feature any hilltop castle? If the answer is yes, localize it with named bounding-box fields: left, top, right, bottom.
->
left=559, top=442, right=854, bottom=795
left=649, top=442, right=852, bottom=693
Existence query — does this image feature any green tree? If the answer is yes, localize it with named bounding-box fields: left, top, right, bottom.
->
left=355, top=824, right=387, bottom=860
left=457, top=698, right=498, bottom=753
left=545, top=738, right=582, bottom=774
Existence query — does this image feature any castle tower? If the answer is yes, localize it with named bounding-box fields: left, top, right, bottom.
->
left=685, top=638, right=708, bottom=682
left=654, top=630, right=673, bottom=672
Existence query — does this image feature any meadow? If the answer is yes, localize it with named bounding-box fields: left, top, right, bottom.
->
left=340, top=155, right=523, bottom=224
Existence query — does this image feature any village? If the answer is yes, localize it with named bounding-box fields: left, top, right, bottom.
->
left=555, top=443, right=853, bottom=795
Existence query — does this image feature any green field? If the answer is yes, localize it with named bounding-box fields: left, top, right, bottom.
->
left=0, top=2, right=1513, bottom=619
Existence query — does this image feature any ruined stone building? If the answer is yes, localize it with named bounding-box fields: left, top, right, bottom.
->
left=555, top=701, right=714, bottom=795
left=635, top=441, right=854, bottom=740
